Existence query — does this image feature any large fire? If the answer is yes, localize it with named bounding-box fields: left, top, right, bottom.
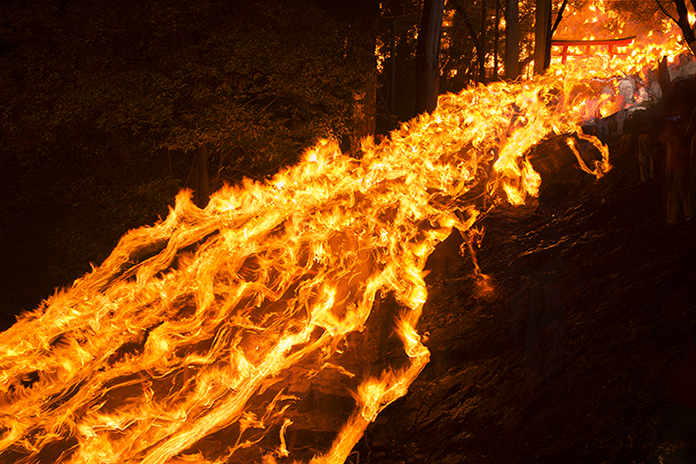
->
left=0, top=4, right=692, bottom=464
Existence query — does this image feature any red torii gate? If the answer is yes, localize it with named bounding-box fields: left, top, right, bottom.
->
left=551, top=36, right=636, bottom=64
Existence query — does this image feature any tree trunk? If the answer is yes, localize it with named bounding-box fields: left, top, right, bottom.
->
left=673, top=0, right=696, bottom=56
left=547, top=0, right=568, bottom=69
left=194, top=144, right=210, bottom=208
left=350, top=73, right=377, bottom=154
left=505, top=0, right=519, bottom=79
left=479, top=0, right=487, bottom=83
left=460, top=5, right=483, bottom=83
left=534, top=0, right=552, bottom=74
left=389, top=17, right=397, bottom=113
left=348, top=2, right=379, bottom=155
left=494, top=0, right=500, bottom=79
left=415, top=0, right=445, bottom=115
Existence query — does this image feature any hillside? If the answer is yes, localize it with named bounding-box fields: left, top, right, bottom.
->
left=350, top=129, right=696, bottom=463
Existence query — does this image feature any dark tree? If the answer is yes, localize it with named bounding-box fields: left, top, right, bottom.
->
left=534, top=0, right=552, bottom=74
left=657, top=0, right=696, bottom=56
left=340, top=0, right=381, bottom=153
left=415, top=0, right=445, bottom=114
left=506, top=0, right=520, bottom=79
left=457, top=0, right=489, bottom=84
left=494, top=0, right=501, bottom=78
left=480, top=0, right=488, bottom=81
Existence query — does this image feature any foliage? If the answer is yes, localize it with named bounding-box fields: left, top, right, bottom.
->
left=0, top=0, right=371, bottom=315
left=0, top=0, right=365, bottom=165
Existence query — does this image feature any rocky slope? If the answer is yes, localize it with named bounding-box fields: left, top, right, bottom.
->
left=351, top=130, right=696, bottom=464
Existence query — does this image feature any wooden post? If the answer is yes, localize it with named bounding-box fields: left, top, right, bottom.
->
left=534, top=0, right=552, bottom=74
left=389, top=16, right=397, bottom=113
left=415, top=0, right=445, bottom=114
left=194, top=144, right=210, bottom=208
left=494, top=0, right=500, bottom=78
left=480, top=0, right=487, bottom=83
left=505, top=0, right=519, bottom=79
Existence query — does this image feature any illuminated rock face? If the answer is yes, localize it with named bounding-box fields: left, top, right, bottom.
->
left=0, top=15, right=690, bottom=463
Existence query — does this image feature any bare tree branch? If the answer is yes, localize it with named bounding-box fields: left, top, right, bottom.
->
left=656, top=0, right=678, bottom=24
left=461, top=8, right=481, bottom=52
left=450, top=0, right=478, bottom=48
left=550, top=0, right=568, bottom=36
left=672, top=0, right=696, bottom=54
